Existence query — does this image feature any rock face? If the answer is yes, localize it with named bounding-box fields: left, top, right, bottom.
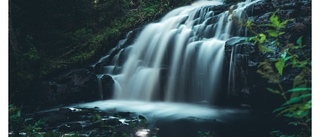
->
left=224, top=0, right=311, bottom=108
left=224, top=37, right=257, bottom=105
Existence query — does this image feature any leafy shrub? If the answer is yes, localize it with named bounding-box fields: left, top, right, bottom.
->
left=247, top=10, right=311, bottom=136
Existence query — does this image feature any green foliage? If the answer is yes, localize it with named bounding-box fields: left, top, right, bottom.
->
left=72, top=28, right=93, bottom=44
left=23, top=46, right=41, bottom=61
left=247, top=11, right=311, bottom=136
left=9, top=105, right=100, bottom=137
left=198, top=131, right=213, bottom=137
left=264, top=11, right=288, bottom=31
left=122, top=132, right=131, bottom=137
left=275, top=58, right=285, bottom=75
left=70, top=50, right=96, bottom=64
left=248, top=33, right=274, bottom=53
left=9, top=104, right=22, bottom=133
left=20, top=119, right=46, bottom=136
left=9, top=105, right=47, bottom=136
left=256, top=61, right=280, bottom=83
left=288, top=87, right=311, bottom=93
left=246, top=10, right=289, bottom=53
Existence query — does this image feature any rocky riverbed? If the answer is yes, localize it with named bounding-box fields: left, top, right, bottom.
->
left=10, top=100, right=274, bottom=137
left=10, top=107, right=158, bottom=137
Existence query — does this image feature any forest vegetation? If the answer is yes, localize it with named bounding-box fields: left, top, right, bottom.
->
left=9, top=0, right=194, bottom=104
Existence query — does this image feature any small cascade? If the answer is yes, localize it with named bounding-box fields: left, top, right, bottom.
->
left=96, top=74, right=104, bottom=99
left=226, top=37, right=246, bottom=101
left=93, top=0, right=259, bottom=104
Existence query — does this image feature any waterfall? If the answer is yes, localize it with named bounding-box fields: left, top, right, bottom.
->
left=94, top=0, right=259, bottom=104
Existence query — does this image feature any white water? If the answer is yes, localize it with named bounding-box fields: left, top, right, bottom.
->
left=72, top=100, right=249, bottom=121
left=95, top=0, right=259, bottom=104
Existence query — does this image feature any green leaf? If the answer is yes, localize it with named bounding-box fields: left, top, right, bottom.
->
left=266, top=88, right=281, bottom=94
left=279, top=20, right=288, bottom=29
left=296, top=36, right=303, bottom=46
left=246, top=20, right=251, bottom=28
left=288, top=88, right=311, bottom=92
left=274, top=104, right=300, bottom=117
left=293, top=60, right=309, bottom=68
left=293, top=70, right=307, bottom=88
left=247, top=36, right=257, bottom=42
left=266, top=30, right=279, bottom=37
left=273, top=107, right=286, bottom=113
left=257, top=60, right=280, bottom=83
left=303, top=100, right=312, bottom=109
left=270, top=14, right=280, bottom=27
left=296, top=110, right=309, bottom=118
left=275, top=59, right=285, bottom=75
left=288, top=122, right=299, bottom=126
left=283, top=113, right=294, bottom=118
left=282, top=94, right=311, bottom=106
left=284, top=56, right=292, bottom=61
left=280, top=49, right=288, bottom=58
left=279, top=32, right=285, bottom=35
left=17, top=111, right=21, bottom=117
left=268, top=12, right=288, bottom=30
left=258, top=33, right=266, bottom=44
left=306, top=118, right=311, bottom=122
left=258, top=44, right=274, bottom=53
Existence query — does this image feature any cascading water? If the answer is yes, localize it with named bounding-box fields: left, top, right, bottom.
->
left=93, top=0, right=259, bottom=104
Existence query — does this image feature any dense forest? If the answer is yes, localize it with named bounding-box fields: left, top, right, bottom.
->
left=9, top=0, right=194, bottom=105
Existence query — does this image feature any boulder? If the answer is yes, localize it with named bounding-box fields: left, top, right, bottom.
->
left=34, top=68, right=100, bottom=107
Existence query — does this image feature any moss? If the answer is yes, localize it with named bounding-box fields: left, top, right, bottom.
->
left=47, top=0, right=194, bottom=70
left=70, top=50, right=96, bottom=64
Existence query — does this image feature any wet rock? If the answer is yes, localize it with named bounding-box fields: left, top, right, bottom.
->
left=70, top=123, right=83, bottom=131
left=99, top=74, right=114, bottom=100
left=225, top=38, right=256, bottom=105
left=246, top=1, right=275, bottom=17
left=91, top=29, right=141, bottom=74
left=138, top=115, right=147, bottom=121
left=114, top=112, right=132, bottom=119
left=58, top=123, right=82, bottom=132
left=105, top=118, right=122, bottom=126
left=33, top=68, right=100, bottom=108
left=83, top=121, right=101, bottom=130
left=65, top=111, right=84, bottom=121
left=211, top=4, right=231, bottom=15
left=224, top=0, right=245, bottom=4
left=58, top=124, right=70, bottom=132
left=45, top=113, right=68, bottom=125
left=56, top=68, right=100, bottom=102
left=59, top=108, right=72, bottom=113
